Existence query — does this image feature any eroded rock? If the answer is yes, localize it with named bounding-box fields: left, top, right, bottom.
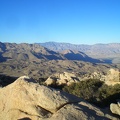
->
left=0, top=76, right=119, bottom=120
left=45, top=72, right=80, bottom=86
left=105, top=68, right=120, bottom=86
left=110, top=100, right=120, bottom=116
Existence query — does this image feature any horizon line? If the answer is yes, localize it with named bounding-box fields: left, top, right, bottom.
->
left=1, top=41, right=120, bottom=46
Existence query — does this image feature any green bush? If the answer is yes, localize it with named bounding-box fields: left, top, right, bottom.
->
left=96, top=84, right=120, bottom=107
left=62, top=79, right=120, bottom=108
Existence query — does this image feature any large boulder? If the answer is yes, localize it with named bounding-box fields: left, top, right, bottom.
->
left=45, top=72, right=80, bottom=86
left=0, top=76, right=119, bottom=120
left=110, top=100, right=120, bottom=116
left=105, top=68, right=120, bottom=85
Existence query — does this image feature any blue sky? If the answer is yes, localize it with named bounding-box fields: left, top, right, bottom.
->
left=0, top=0, right=120, bottom=44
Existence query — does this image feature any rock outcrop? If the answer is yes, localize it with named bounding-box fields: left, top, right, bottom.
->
left=45, top=72, right=80, bottom=86
left=105, top=68, right=120, bottom=85
left=79, top=68, right=120, bottom=86
left=0, top=76, right=119, bottom=120
left=110, top=100, right=120, bottom=116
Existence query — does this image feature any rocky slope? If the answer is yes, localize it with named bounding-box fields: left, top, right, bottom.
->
left=0, top=76, right=119, bottom=120
left=0, top=59, right=118, bottom=81
left=45, top=68, right=120, bottom=87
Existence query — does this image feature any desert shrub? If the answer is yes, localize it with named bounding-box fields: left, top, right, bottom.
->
left=62, top=79, right=120, bottom=108
left=96, top=84, right=120, bottom=107
left=38, top=78, right=48, bottom=85
left=63, top=79, right=103, bottom=101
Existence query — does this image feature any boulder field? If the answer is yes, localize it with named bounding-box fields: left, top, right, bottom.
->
left=0, top=76, right=119, bottom=120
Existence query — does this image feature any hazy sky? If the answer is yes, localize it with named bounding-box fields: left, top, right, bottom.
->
left=0, top=0, right=120, bottom=44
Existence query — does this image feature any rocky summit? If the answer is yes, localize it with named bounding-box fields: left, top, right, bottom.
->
left=0, top=76, right=119, bottom=120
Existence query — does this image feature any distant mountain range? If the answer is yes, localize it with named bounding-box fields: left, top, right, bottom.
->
left=38, top=42, right=120, bottom=63
left=0, top=42, right=103, bottom=63
left=0, top=42, right=65, bottom=62
left=0, top=42, right=120, bottom=79
left=61, top=49, right=103, bottom=63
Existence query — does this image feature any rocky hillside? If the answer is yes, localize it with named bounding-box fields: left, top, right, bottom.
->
left=0, top=76, right=119, bottom=120
left=0, top=42, right=120, bottom=81
left=0, top=42, right=104, bottom=63
left=45, top=68, right=120, bottom=87
left=0, top=59, right=118, bottom=81
left=0, top=42, right=65, bottom=62
left=39, top=42, right=120, bottom=63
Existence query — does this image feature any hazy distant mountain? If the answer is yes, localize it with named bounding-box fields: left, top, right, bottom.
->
left=61, top=49, right=103, bottom=63
left=39, top=42, right=91, bottom=52
left=38, top=42, right=120, bottom=63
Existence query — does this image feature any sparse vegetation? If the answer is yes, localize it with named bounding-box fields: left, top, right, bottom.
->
left=0, top=42, right=120, bottom=109
left=62, top=79, right=120, bottom=108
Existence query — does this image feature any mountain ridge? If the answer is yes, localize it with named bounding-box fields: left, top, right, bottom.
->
left=0, top=42, right=65, bottom=62
left=38, top=42, right=120, bottom=63
left=0, top=42, right=103, bottom=63
left=0, top=42, right=119, bottom=80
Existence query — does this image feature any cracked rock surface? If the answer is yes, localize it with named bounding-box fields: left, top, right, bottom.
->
left=0, top=76, right=119, bottom=120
